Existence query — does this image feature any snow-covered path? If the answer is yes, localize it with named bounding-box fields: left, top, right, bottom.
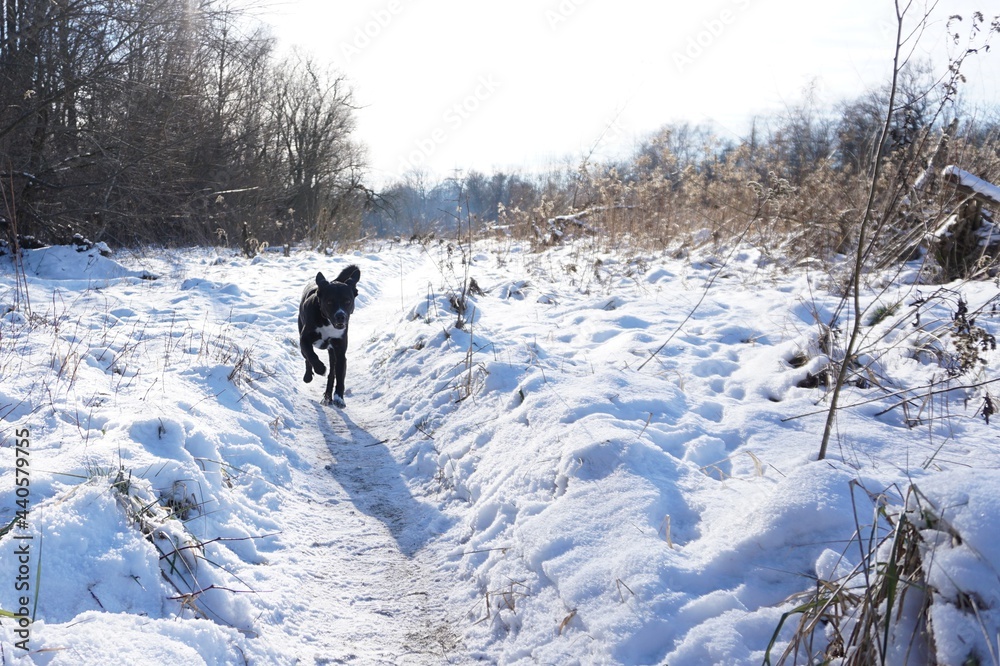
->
left=226, top=245, right=466, bottom=664
left=253, top=392, right=462, bottom=665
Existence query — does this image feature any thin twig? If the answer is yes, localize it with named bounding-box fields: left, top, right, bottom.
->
left=820, top=1, right=906, bottom=460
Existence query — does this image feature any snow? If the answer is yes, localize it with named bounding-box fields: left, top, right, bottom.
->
left=2, top=239, right=1000, bottom=664
left=944, top=165, right=1000, bottom=205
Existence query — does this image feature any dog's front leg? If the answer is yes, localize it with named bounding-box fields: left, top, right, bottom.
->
left=300, top=337, right=326, bottom=383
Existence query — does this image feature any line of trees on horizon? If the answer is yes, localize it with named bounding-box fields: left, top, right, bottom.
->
left=1, top=0, right=997, bottom=264
left=366, top=61, right=999, bottom=267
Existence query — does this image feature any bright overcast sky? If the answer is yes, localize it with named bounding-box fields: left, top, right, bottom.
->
left=260, top=0, right=999, bottom=185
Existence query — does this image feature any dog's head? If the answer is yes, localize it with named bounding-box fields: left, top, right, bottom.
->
left=315, top=265, right=360, bottom=330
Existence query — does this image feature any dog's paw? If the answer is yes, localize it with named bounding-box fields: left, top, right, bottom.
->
left=313, top=362, right=327, bottom=376
left=303, top=371, right=313, bottom=383
left=332, top=394, right=346, bottom=409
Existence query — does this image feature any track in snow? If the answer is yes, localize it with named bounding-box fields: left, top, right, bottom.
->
left=253, top=384, right=463, bottom=665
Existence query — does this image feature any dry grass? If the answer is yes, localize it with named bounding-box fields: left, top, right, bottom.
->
left=766, top=483, right=996, bottom=666
left=487, top=119, right=1000, bottom=278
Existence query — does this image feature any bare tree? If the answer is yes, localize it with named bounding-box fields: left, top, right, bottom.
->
left=269, top=52, right=366, bottom=246
left=0, top=0, right=367, bottom=247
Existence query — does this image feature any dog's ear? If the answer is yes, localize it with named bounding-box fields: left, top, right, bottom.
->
left=316, top=272, right=328, bottom=287
left=348, top=268, right=360, bottom=297
left=338, top=265, right=360, bottom=297
left=347, top=266, right=360, bottom=288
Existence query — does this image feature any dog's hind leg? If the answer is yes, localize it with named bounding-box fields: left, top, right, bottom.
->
left=322, top=348, right=335, bottom=405
left=323, top=347, right=347, bottom=408
left=332, top=345, right=347, bottom=408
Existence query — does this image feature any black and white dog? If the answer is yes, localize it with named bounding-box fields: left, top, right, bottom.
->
left=298, top=265, right=360, bottom=407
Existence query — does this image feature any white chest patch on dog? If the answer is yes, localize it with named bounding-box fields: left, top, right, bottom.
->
left=314, top=323, right=345, bottom=348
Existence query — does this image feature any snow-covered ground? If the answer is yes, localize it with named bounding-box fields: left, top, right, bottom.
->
left=2, top=238, right=1000, bottom=665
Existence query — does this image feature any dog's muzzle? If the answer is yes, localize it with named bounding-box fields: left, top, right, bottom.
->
left=332, top=311, right=348, bottom=329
